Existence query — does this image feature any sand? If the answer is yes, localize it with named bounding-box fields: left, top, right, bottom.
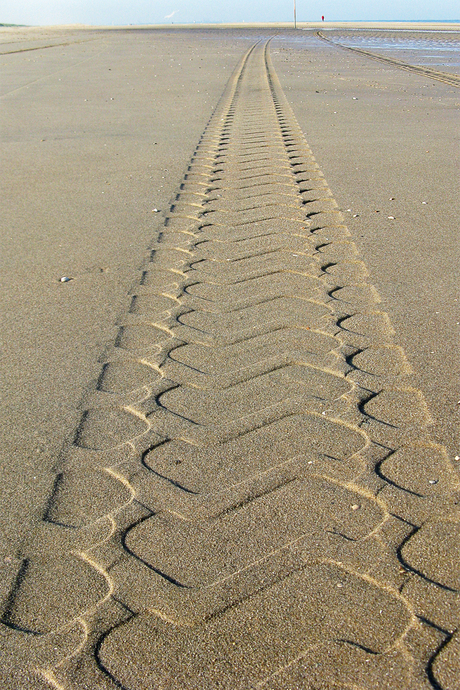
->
left=0, top=24, right=459, bottom=689
left=271, top=28, right=460, bottom=456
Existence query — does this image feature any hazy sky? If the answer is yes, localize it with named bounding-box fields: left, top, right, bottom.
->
left=1, top=0, right=458, bottom=27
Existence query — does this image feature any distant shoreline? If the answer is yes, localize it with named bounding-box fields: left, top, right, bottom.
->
left=1, top=21, right=460, bottom=31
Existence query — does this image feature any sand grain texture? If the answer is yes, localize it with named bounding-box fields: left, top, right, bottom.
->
left=1, top=26, right=459, bottom=689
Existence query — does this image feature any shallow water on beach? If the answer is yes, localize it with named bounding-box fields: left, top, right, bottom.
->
left=320, top=30, right=460, bottom=71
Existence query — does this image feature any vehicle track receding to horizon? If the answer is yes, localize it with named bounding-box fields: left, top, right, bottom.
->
left=316, top=30, right=460, bottom=88
left=1, top=37, right=459, bottom=690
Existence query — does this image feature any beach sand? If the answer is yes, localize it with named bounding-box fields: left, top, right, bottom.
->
left=271, top=27, right=460, bottom=456
left=1, top=24, right=459, bottom=689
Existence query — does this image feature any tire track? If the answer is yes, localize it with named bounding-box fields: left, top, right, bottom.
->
left=0, top=37, right=100, bottom=56
left=316, top=31, right=460, bottom=88
left=2, top=37, right=459, bottom=689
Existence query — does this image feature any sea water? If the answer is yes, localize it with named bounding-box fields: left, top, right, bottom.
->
left=318, top=29, right=460, bottom=72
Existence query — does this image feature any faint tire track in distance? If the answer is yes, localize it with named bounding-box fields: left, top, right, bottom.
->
left=316, top=30, right=460, bottom=88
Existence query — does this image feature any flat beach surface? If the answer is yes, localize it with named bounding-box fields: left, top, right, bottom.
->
left=1, top=23, right=459, bottom=689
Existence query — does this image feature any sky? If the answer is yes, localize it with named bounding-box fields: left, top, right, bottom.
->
left=1, top=0, right=458, bottom=27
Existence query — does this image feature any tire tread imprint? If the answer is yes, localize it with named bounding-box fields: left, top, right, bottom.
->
left=2, top=37, right=458, bottom=690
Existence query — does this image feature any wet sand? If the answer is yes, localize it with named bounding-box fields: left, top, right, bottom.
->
left=1, top=23, right=459, bottom=688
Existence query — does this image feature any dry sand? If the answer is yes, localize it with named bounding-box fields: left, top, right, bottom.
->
left=271, top=28, right=460, bottom=456
left=0, top=24, right=254, bottom=563
left=1, top=23, right=459, bottom=689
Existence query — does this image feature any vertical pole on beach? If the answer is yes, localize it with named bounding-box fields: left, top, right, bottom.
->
left=294, top=0, right=297, bottom=29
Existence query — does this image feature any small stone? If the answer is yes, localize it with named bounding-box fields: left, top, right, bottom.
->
left=351, top=504, right=360, bottom=511
left=59, top=276, right=72, bottom=283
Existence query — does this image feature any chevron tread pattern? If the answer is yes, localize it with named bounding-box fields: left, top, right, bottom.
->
left=2, top=38, right=459, bottom=690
